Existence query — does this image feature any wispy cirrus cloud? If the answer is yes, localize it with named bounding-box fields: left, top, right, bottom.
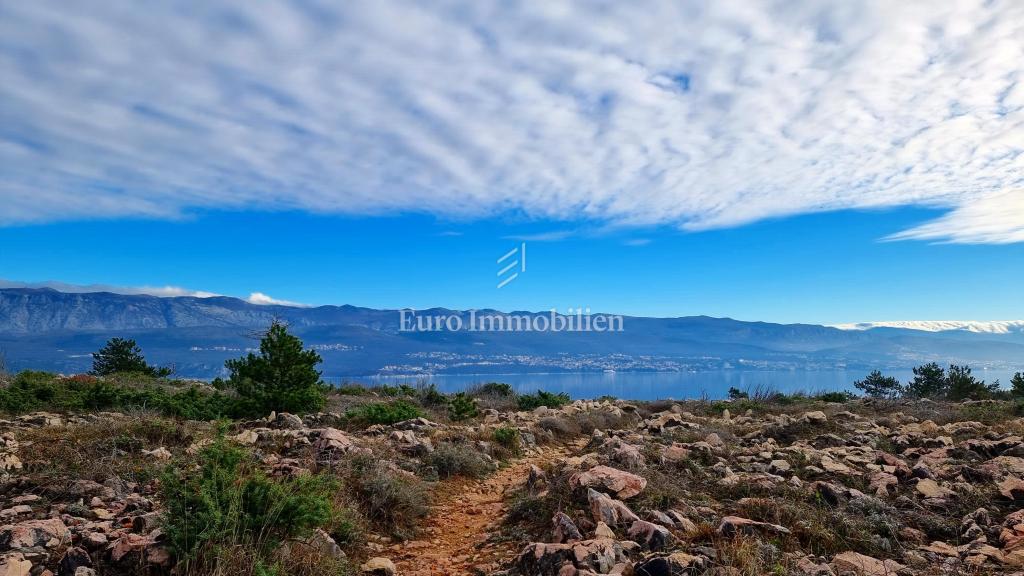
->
left=886, top=189, right=1024, bottom=244
left=1, top=1, right=1023, bottom=242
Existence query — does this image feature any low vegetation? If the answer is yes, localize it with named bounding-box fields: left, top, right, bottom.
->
left=516, top=389, right=571, bottom=410
left=345, top=399, right=424, bottom=425
left=160, top=436, right=340, bottom=575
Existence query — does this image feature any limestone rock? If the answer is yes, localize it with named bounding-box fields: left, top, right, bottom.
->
left=0, top=518, right=71, bottom=551
left=717, top=516, right=791, bottom=538
left=360, top=557, right=396, bottom=575
left=627, top=519, right=673, bottom=551
left=587, top=489, right=639, bottom=526
left=831, top=551, right=905, bottom=576
left=552, top=512, right=582, bottom=543
left=571, top=465, right=647, bottom=499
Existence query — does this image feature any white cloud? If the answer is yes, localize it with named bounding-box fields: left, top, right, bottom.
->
left=833, top=320, right=1024, bottom=334
left=886, top=189, right=1024, bottom=244
left=624, top=238, right=652, bottom=247
left=0, top=279, right=219, bottom=298
left=503, top=231, right=574, bottom=242
left=1, top=1, right=1023, bottom=242
left=245, top=292, right=308, bottom=307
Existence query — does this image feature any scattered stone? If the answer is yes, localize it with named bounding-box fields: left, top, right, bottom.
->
left=570, top=465, right=647, bottom=499
left=57, top=547, right=91, bottom=576
left=587, top=489, right=639, bottom=526
left=360, top=557, right=396, bottom=575
left=627, top=519, right=673, bottom=551
left=0, top=553, right=32, bottom=576
left=1001, top=477, right=1024, bottom=500
left=632, top=552, right=706, bottom=576
left=717, top=516, right=791, bottom=538
left=915, top=478, right=953, bottom=499
left=0, top=518, right=71, bottom=551
left=831, top=551, right=906, bottom=576
left=552, top=512, right=582, bottom=543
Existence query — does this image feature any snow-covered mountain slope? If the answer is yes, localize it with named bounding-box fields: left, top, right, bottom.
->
left=832, top=320, right=1024, bottom=334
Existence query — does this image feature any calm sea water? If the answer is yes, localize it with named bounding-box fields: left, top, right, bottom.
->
left=347, top=369, right=1020, bottom=400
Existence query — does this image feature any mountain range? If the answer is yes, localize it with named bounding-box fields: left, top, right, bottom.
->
left=1, top=287, right=1022, bottom=378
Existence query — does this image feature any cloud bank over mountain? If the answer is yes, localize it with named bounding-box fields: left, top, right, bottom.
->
left=1, top=1, right=1023, bottom=242
left=833, top=320, right=1024, bottom=334
left=0, top=280, right=302, bottom=306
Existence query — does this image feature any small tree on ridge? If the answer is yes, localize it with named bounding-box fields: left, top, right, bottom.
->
left=91, top=337, right=171, bottom=377
left=854, top=370, right=902, bottom=399
left=225, top=321, right=326, bottom=416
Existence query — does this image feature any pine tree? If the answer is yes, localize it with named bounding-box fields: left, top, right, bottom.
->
left=904, top=362, right=947, bottom=398
left=1012, top=372, right=1024, bottom=398
left=225, top=321, right=326, bottom=416
left=946, top=364, right=999, bottom=401
left=91, top=337, right=171, bottom=377
left=853, top=370, right=902, bottom=399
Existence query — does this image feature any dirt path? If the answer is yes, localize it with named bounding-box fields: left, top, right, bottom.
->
left=391, top=445, right=573, bottom=575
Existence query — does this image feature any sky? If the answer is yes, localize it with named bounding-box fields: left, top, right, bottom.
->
left=0, top=1, right=1022, bottom=323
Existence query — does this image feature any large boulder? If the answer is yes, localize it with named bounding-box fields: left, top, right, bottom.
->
left=571, top=465, right=647, bottom=499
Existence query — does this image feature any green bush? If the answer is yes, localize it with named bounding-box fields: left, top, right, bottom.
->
left=334, top=384, right=370, bottom=395
left=447, top=392, right=478, bottom=421
left=423, top=444, right=492, bottom=479
left=815, top=390, right=855, bottom=403
left=727, top=387, right=749, bottom=400
left=346, top=400, right=423, bottom=426
left=493, top=426, right=520, bottom=448
left=517, top=389, right=570, bottom=411
left=472, top=382, right=514, bottom=397
left=416, top=383, right=449, bottom=407
left=224, top=322, right=327, bottom=417
left=493, top=426, right=521, bottom=455
left=377, top=384, right=416, bottom=397
left=91, top=337, right=172, bottom=378
left=160, top=436, right=336, bottom=571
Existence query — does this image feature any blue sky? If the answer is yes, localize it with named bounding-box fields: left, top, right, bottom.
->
left=2, top=206, right=1022, bottom=324
left=1, top=1, right=1023, bottom=323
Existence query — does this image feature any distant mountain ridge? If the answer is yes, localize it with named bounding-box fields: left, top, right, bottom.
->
left=1, top=288, right=1022, bottom=377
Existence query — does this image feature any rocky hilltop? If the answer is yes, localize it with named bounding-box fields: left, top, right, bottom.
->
left=5, top=389, right=1024, bottom=575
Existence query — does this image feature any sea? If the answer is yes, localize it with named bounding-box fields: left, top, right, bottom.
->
left=330, top=368, right=1022, bottom=401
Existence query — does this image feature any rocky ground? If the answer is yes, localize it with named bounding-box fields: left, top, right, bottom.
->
left=5, top=393, right=1024, bottom=575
